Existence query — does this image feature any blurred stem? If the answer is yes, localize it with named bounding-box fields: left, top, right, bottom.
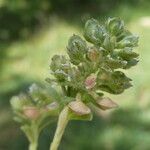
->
left=29, top=141, right=38, bottom=150
left=61, top=86, right=67, bottom=95
left=28, top=123, right=39, bottom=150
left=50, top=106, right=69, bottom=150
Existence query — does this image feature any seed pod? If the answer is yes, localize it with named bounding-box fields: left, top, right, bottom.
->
left=106, top=17, right=124, bottom=35
left=23, top=106, right=40, bottom=120
left=96, top=97, right=118, bottom=110
left=84, top=19, right=104, bottom=45
left=53, top=69, right=68, bottom=80
left=117, top=35, right=139, bottom=48
left=103, top=35, right=116, bottom=51
left=118, top=48, right=139, bottom=61
left=85, top=74, right=97, bottom=89
left=68, top=101, right=91, bottom=115
left=106, top=57, right=127, bottom=69
left=123, top=59, right=139, bottom=69
left=50, top=55, right=70, bottom=75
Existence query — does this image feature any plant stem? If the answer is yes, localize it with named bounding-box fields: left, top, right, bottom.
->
left=61, top=86, right=67, bottom=95
left=29, top=142, right=38, bottom=150
left=50, top=106, right=69, bottom=150
left=28, top=123, right=39, bottom=150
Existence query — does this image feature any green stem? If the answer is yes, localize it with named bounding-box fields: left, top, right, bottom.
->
left=28, top=123, right=39, bottom=150
left=29, top=142, right=38, bottom=150
left=50, top=106, right=69, bottom=150
left=61, top=86, right=67, bottom=95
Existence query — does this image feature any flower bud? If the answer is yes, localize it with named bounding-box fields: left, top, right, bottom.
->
left=85, top=74, right=97, bottom=89
left=23, top=106, right=40, bottom=120
left=68, top=101, right=91, bottom=115
left=10, top=96, right=22, bottom=110
left=96, top=97, right=118, bottom=110
left=84, top=19, right=104, bottom=45
left=10, top=94, right=29, bottom=110
left=67, top=35, right=87, bottom=65
left=106, top=17, right=124, bottom=35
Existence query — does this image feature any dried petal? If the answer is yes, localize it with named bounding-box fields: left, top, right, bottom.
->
left=68, top=101, right=91, bottom=115
left=96, top=97, right=118, bottom=110
left=85, top=74, right=97, bottom=89
left=23, top=106, right=40, bottom=119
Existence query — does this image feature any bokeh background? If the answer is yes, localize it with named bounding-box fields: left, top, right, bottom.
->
left=0, top=0, right=150, bottom=149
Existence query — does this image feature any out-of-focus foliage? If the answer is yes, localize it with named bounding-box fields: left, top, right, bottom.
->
left=0, top=0, right=149, bottom=41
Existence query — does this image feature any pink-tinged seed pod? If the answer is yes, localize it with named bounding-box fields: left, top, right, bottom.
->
left=96, top=97, right=118, bottom=110
left=68, top=101, right=91, bottom=116
left=88, top=48, right=100, bottom=62
left=85, top=74, right=97, bottom=89
left=23, top=106, right=40, bottom=120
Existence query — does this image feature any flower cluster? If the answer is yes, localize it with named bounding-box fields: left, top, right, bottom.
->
left=49, top=17, right=139, bottom=118
left=10, top=84, right=59, bottom=144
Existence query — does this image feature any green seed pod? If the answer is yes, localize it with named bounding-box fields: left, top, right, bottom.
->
left=98, top=71, right=132, bottom=94
left=84, top=19, right=105, bottom=45
left=123, top=59, right=139, bottom=69
left=117, top=30, right=132, bottom=42
left=118, top=48, right=139, bottom=61
left=117, top=35, right=139, bottom=48
left=106, top=57, right=127, bottom=69
left=50, top=55, right=70, bottom=72
left=67, top=35, right=87, bottom=65
left=106, top=17, right=124, bottom=35
left=53, top=69, right=68, bottom=81
left=103, top=34, right=116, bottom=51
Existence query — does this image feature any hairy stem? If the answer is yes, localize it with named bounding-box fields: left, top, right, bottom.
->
left=50, top=106, right=69, bottom=150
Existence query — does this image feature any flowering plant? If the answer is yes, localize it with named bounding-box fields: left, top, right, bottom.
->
left=10, top=17, right=139, bottom=150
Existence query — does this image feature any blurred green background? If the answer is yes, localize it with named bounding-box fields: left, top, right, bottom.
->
left=0, top=0, right=150, bottom=149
